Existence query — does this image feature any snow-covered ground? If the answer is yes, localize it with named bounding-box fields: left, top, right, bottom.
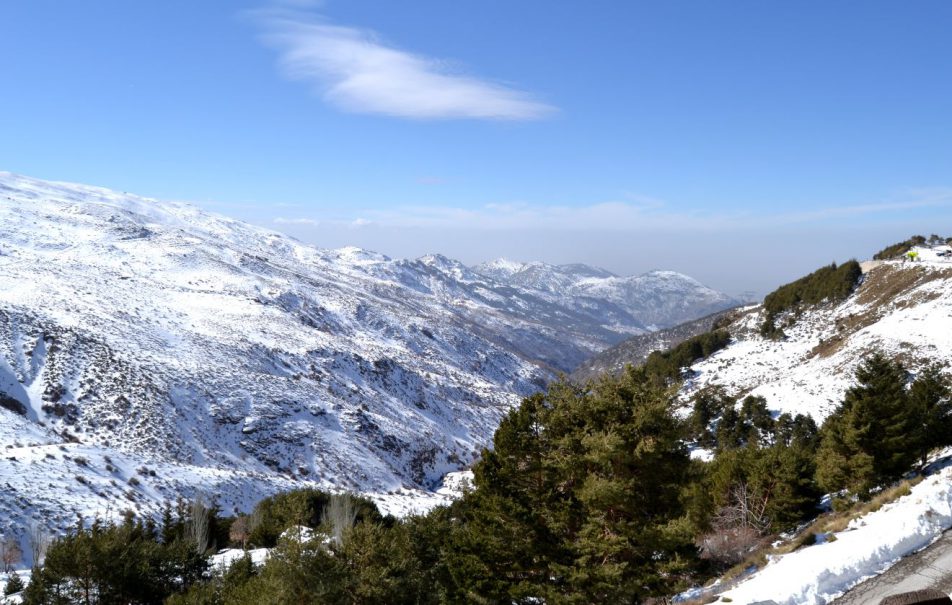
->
left=681, top=259, right=952, bottom=421
left=704, top=461, right=952, bottom=604
left=674, top=253, right=952, bottom=604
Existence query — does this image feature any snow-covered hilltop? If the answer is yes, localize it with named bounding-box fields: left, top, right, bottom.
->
left=680, top=255, right=952, bottom=421
left=0, top=171, right=735, bottom=537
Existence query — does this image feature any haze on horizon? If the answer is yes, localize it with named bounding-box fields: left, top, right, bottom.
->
left=2, top=1, right=950, bottom=296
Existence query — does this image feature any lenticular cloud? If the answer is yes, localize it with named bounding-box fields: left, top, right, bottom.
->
left=258, top=13, right=556, bottom=121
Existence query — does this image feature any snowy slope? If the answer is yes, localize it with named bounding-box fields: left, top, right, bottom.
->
left=570, top=307, right=740, bottom=383
left=684, top=457, right=952, bottom=605
left=0, top=172, right=734, bottom=548
left=669, top=254, right=952, bottom=604
left=475, top=259, right=739, bottom=331
left=681, top=256, right=952, bottom=421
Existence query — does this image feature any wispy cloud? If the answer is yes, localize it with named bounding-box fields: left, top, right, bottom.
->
left=255, top=9, right=556, bottom=120
left=284, top=188, right=952, bottom=233
left=274, top=216, right=319, bottom=226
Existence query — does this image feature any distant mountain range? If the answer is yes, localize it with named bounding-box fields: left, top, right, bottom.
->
left=0, top=172, right=737, bottom=534
left=474, top=258, right=739, bottom=332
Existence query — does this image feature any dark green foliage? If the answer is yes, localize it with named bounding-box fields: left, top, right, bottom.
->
left=642, top=329, right=731, bottom=384
left=336, top=521, right=429, bottom=603
left=873, top=235, right=927, bottom=260
left=715, top=405, right=745, bottom=451
left=4, top=573, right=24, bottom=595
left=246, top=488, right=385, bottom=548
left=908, top=365, right=952, bottom=466
left=173, top=517, right=439, bottom=605
left=683, top=388, right=822, bottom=557
left=23, top=515, right=207, bottom=605
left=689, top=387, right=734, bottom=447
left=692, top=402, right=820, bottom=536
left=443, top=391, right=562, bottom=602
left=22, top=348, right=946, bottom=603
left=167, top=553, right=257, bottom=605
left=816, top=352, right=911, bottom=494
left=815, top=352, right=952, bottom=496
left=775, top=412, right=820, bottom=451
left=228, top=537, right=349, bottom=605
left=695, top=389, right=816, bottom=455
left=446, top=372, right=696, bottom=604
left=760, top=261, right=862, bottom=338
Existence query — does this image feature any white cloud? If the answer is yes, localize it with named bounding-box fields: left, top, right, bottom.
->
left=256, top=11, right=556, bottom=120
left=274, top=216, right=319, bottom=226
left=300, top=189, right=952, bottom=233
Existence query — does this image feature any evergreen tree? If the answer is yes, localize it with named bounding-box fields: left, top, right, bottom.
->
left=446, top=371, right=695, bottom=603
left=816, top=353, right=916, bottom=495
left=689, top=387, right=733, bottom=447
left=738, top=396, right=775, bottom=446
left=4, top=573, right=24, bottom=596
left=715, top=406, right=745, bottom=451
left=908, top=365, right=952, bottom=465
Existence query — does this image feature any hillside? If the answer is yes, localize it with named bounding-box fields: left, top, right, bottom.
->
left=475, top=259, right=738, bottom=331
left=667, top=249, right=952, bottom=604
left=0, top=172, right=736, bottom=543
left=680, top=255, right=952, bottom=421
left=569, top=306, right=742, bottom=382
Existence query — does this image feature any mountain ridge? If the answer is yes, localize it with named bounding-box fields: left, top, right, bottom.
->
left=0, top=171, right=736, bottom=535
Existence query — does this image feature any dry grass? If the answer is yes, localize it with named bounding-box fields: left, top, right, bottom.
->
left=810, top=264, right=951, bottom=359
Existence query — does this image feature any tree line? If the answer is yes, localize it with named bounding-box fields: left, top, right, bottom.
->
left=759, top=260, right=862, bottom=338
left=873, top=234, right=950, bottom=260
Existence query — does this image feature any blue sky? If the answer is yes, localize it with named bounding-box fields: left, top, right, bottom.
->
left=2, top=1, right=950, bottom=294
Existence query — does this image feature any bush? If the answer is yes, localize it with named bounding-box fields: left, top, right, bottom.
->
left=23, top=516, right=207, bottom=604
left=697, top=526, right=764, bottom=567
left=247, top=489, right=384, bottom=548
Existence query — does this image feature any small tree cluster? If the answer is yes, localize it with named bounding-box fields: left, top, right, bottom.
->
left=816, top=354, right=952, bottom=496
left=759, top=260, right=862, bottom=338
left=4, top=572, right=25, bottom=596
left=22, top=514, right=207, bottom=605
left=642, top=328, right=732, bottom=385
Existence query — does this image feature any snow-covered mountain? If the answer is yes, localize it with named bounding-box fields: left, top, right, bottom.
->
left=0, top=172, right=735, bottom=539
left=474, top=259, right=739, bottom=330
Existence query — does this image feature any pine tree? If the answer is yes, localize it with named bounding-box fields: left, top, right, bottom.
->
left=816, top=352, right=916, bottom=495
left=689, top=387, right=733, bottom=447
left=908, top=365, right=952, bottom=466
left=715, top=406, right=745, bottom=450
left=4, top=573, right=24, bottom=596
